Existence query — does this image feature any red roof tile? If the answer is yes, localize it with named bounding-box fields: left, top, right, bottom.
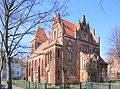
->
left=29, top=39, right=61, bottom=59
left=61, top=19, right=76, bottom=37
left=33, top=28, right=48, bottom=42
left=43, top=39, right=61, bottom=50
left=29, top=40, right=49, bottom=58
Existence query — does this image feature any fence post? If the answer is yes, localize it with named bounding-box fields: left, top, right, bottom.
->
left=63, top=83, right=66, bottom=89
left=109, top=80, right=111, bottom=89
left=38, top=82, right=40, bottom=89
left=26, top=81, right=27, bottom=89
left=87, top=81, right=93, bottom=89
left=86, top=81, right=89, bottom=89
left=44, top=82, right=47, bottom=89
left=80, top=82, right=82, bottom=89
left=28, top=81, right=30, bottom=89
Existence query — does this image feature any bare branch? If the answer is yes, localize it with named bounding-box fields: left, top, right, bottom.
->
left=98, top=0, right=106, bottom=14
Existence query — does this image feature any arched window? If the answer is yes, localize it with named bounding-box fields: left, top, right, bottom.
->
left=67, top=46, right=71, bottom=60
left=35, top=60, right=38, bottom=72
left=87, top=46, right=89, bottom=52
left=57, top=70, right=60, bottom=80
left=102, top=68, right=105, bottom=78
left=81, top=44, right=84, bottom=52
left=67, top=45, right=72, bottom=76
left=80, top=57, right=85, bottom=69
left=29, top=62, right=31, bottom=76
left=54, top=31, right=56, bottom=39
left=31, top=61, right=34, bottom=77
left=38, top=58, right=40, bottom=77
left=85, top=45, right=86, bottom=52
left=42, top=60, right=44, bottom=76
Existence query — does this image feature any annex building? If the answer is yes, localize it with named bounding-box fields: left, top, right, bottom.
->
left=27, top=13, right=108, bottom=84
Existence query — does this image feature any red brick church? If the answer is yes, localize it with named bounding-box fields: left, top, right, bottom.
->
left=27, top=13, right=108, bottom=84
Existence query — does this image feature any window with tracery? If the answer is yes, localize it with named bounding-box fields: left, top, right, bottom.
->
left=67, top=45, right=72, bottom=76
left=81, top=33, right=88, bottom=41
left=42, top=60, right=44, bottom=76
left=29, top=63, right=31, bottom=76
left=34, top=60, right=38, bottom=72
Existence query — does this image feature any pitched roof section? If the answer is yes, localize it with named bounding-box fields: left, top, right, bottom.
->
left=99, top=57, right=108, bottom=65
left=43, top=39, right=62, bottom=50
left=61, top=19, right=76, bottom=37
left=33, top=28, right=48, bottom=42
left=29, top=40, right=49, bottom=59
left=29, top=39, right=62, bottom=59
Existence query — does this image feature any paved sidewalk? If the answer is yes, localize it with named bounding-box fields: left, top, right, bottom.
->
left=1, top=81, right=23, bottom=89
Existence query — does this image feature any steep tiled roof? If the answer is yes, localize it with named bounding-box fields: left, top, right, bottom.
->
left=29, top=40, right=49, bottom=59
left=61, top=19, right=76, bottom=37
left=29, top=39, right=62, bottom=59
left=33, top=28, right=48, bottom=42
left=99, top=57, right=108, bottom=65
left=43, top=39, right=62, bottom=50
left=80, top=52, right=108, bottom=65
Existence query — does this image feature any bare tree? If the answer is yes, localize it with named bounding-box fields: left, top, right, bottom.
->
left=0, top=0, right=69, bottom=88
left=107, top=26, right=120, bottom=80
left=0, top=42, right=3, bottom=85
left=108, top=26, right=120, bottom=56
left=86, top=59, right=97, bottom=81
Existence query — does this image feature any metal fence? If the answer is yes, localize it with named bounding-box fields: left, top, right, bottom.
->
left=46, top=83, right=86, bottom=89
left=2, top=79, right=86, bottom=89
left=11, top=80, right=120, bottom=89
left=87, top=81, right=120, bottom=89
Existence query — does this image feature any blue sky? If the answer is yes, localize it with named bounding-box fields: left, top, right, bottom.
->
left=26, top=0, right=120, bottom=60
left=63, top=0, right=120, bottom=60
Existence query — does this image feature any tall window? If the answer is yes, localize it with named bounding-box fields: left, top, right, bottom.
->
left=29, top=63, right=31, bottom=76
left=42, top=60, right=43, bottom=76
left=57, top=70, right=60, bottom=80
left=67, top=46, right=71, bottom=60
left=38, top=58, right=40, bottom=77
left=35, top=60, right=38, bottom=72
left=67, top=45, right=72, bottom=76
left=31, top=44, right=33, bottom=53
left=81, top=33, right=88, bottom=41
left=54, top=31, right=56, bottom=39
left=82, top=73, right=84, bottom=80
left=31, top=61, right=34, bottom=75
left=81, top=44, right=84, bottom=51
left=45, top=54, right=47, bottom=66
left=80, top=57, right=85, bottom=69
left=86, top=46, right=89, bottom=52
left=50, top=51, right=52, bottom=61
left=57, top=49, right=60, bottom=58
left=102, top=68, right=105, bottom=78
left=48, top=52, right=50, bottom=63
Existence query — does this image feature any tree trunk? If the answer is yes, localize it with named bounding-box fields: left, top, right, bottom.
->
left=7, top=58, right=12, bottom=89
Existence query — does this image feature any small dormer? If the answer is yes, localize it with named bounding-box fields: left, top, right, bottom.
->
left=31, top=28, right=48, bottom=53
